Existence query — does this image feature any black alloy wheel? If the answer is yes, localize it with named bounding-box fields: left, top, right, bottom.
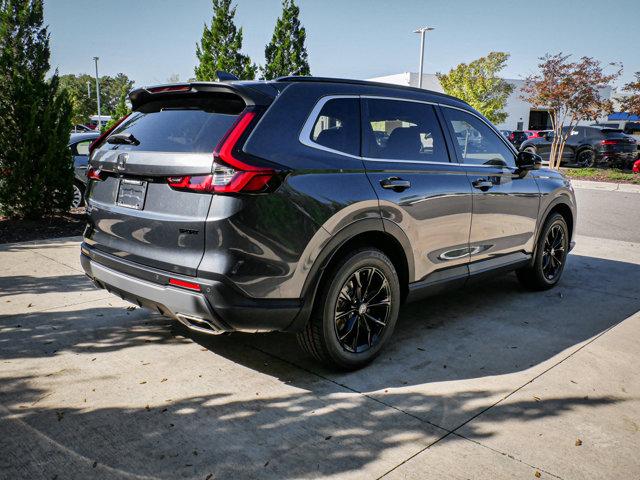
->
left=334, top=267, right=391, bottom=353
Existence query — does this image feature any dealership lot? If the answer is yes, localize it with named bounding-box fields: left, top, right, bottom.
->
left=1, top=185, right=639, bottom=479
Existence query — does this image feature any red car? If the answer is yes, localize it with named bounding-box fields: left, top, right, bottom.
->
left=525, top=130, right=548, bottom=139
left=633, top=158, right=640, bottom=174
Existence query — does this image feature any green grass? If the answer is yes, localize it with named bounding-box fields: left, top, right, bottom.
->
left=561, top=167, right=640, bottom=185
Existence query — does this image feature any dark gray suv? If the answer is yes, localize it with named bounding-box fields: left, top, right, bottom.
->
left=81, top=77, right=576, bottom=369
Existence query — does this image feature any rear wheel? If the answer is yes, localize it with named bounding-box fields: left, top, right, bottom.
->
left=297, top=248, right=400, bottom=370
left=517, top=213, right=569, bottom=290
left=575, top=149, right=595, bottom=168
left=71, top=182, right=85, bottom=208
left=523, top=146, right=537, bottom=154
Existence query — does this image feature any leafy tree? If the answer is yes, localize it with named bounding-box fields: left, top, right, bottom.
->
left=620, top=72, right=640, bottom=116
left=195, top=0, right=256, bottom=81
left=262, top=0, right=310, bottom=80
left=59, top=72, right=133, bottom=125
left=437, top=52, right=514, bottom=124
left=522, top=53, right=621, bottom=169
left=104, top=84, right=131, bottom=130
left=0, top=0, right=74, bottom=218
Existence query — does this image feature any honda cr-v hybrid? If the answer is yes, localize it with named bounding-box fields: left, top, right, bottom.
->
left=81, top=77, right=576, bottom=369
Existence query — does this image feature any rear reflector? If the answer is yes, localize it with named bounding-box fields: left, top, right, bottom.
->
left=169, top=278, right=201, bottom=291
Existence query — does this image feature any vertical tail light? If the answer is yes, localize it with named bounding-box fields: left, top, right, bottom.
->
left=167, top=108, right=277, bottom=194
left=87, top=166, right=105, bottom=181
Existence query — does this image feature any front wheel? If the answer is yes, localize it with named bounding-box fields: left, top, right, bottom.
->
left=517, top=213, right=569, bottom=290
left=297, top=248, right=401, bottom=370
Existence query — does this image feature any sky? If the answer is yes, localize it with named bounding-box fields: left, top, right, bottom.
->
left=45, top=0, right=640, bottom=88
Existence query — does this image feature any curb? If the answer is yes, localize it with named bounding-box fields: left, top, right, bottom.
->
left=570, top=179, right=640, bottom=194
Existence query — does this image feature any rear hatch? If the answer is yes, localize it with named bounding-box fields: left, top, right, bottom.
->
left=84, top=83, right=275, bottom=276
left=600, top=129, right=637, bottom=155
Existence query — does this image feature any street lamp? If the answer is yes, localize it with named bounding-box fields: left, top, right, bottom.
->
left=414, top=27, right=434, bottom=89
left=93, top=56, right=102, bottom=130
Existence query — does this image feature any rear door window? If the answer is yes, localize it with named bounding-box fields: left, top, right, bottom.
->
left=309, top=97, right=360, bottom=156
left=362, top=98, right=449, bottom=163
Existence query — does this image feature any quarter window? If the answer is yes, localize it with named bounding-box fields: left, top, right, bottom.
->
left=74, top=140, right=92, bottom=156
left=362, top=99, right=449, bottom=162
left=442, top=108, right=515, bottom=167
left=310, top=97, right=360, bottom=156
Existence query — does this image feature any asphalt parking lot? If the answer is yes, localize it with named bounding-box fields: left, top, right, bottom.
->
left=1, top=184, right=639, bottom=480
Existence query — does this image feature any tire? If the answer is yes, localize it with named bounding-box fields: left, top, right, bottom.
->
left=297, top=248, right=401, bottom=370
left=71, top=182, right=85, bottom=208
left=523, top=146, right=537, bottom=154
left=575, top=149, right=595, bottom=168
left=516, top=213, right=569, bottom=291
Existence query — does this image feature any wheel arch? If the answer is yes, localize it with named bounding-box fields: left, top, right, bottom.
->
left=284, top=218, right=413, bottom=332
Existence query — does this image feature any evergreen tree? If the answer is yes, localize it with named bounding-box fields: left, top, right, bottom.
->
left=262, top=0, right=310, bottom=80
left=195, top=0, right=256, bottom=81
left=0, top=0, right=74, bottom=218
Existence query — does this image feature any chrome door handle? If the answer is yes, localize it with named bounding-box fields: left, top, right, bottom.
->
left=472, top=178, right=493, bottom=190
left=380, top=177, right=411, bottom=192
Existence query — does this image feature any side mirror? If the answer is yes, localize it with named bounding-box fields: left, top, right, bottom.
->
left=516, top=150, right=542, bottom=175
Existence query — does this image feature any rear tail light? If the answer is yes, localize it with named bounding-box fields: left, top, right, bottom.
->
left=89, top=113, right=131, bottom=155
left=87, top=166, right=105, bottom=181
left=167, top=108, right=277, bottom=194
left=508, top=133, right=515, bottom=141
left=601, top=140, right=619, bottom=145
left=168, top=278, right=201, bottom=291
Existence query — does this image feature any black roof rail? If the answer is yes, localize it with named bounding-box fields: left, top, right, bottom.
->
left=274, top=75, right=467, bottom=104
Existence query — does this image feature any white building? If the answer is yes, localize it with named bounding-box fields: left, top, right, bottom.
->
left=367, top=72, right=612, bottom=131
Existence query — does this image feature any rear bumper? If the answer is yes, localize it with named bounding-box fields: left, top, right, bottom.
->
left=80, top=244, right=301, bottom=334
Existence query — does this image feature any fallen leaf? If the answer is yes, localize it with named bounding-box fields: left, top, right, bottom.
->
left=126, top=306, right=136, bottom=311
left=56, top=411, right=64, bottom=421
left=139, top=381, right=147, bottom=385
left=93, top=461, right=97, bottom=468
left=575, top=439, right=582, bottom=446
left=264, top=461, right=269, bottom=467
left=417, top=347, right=425, bottom=351
left=27, top=303, right=33, bottom=307
left=324, top=435, right=332, bottom=440
left=145, top=405, right=150, bottom=411
left=161, top=378, right=167, bottom=383
left=534, top=471, right=541, bottom=478
left=91, top=358, right=96, bottom=361
left=534, top=396, right=541, bottom=402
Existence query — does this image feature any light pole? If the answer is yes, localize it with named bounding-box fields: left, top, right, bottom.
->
left=414, top=27, right=434, bottom=89
left=93, top=56, right=102, bottom=130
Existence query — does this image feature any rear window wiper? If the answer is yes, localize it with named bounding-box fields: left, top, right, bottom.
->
left=107, top=132, right=140, bottom=145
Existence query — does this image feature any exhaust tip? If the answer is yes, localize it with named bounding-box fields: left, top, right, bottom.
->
left=176, top=314, right=226, bottom=335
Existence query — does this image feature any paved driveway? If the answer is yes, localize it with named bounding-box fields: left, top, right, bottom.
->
left=1, top=186, right=639, bottom=479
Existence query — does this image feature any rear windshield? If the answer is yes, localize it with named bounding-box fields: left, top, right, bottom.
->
left=100, top=94, right=244, bottom=153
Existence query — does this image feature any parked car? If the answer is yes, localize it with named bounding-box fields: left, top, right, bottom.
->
left=633, top=159, right=640, bottom=174
left=508, top=130, right=530, bottom=149
left=69, top=132, right=100, bottom=207
left=499, top=129, right=512, bottom=138
left=592, top=121, right=640, bottom=145
left=71, top=124, right=93, bottom=133
left=520, top=126, right=637, bottom=168
left=81, top=77, right=576, bottom=369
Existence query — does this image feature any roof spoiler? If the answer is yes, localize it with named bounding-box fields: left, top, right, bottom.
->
left=129, top=82, right=275, bottom=110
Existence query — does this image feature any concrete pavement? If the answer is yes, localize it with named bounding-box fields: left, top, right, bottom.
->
left=1, top=188, right=639, bottom=479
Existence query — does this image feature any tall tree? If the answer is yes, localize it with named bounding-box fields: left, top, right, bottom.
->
left=60, top=72, right=134, bottom=125
left=194, top=0, right=256, bottom=81
left=262, top=0, right=310, bottom=80
left=104, top=84, right=131, bottom=130
left=620, top=72, right=640, bottom=116
left=0, top=0, right=74, bottom=218
left=522, top=53, right=621, bottom=169
left=437, top=52, right=514, bottom=124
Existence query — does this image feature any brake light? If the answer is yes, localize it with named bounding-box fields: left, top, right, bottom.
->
left=508, top=133, right=515, bottom=141
left=88, top=114, right=131, bottom=155
left=167, top=175, right=213, bottom=192
left=168, top=278, right=201, bottom=291
left=601, top=139, right=619, bottom=145
left=148, top=85, right=191, bottom=94
left=87, top=166, right=105, bottom=181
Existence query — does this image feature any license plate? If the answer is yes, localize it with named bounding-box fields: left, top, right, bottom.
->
left=116, top=179, right=147, bottom=210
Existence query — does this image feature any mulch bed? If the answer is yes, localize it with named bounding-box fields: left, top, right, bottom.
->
left=0, top=208, right=86, bottom=245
